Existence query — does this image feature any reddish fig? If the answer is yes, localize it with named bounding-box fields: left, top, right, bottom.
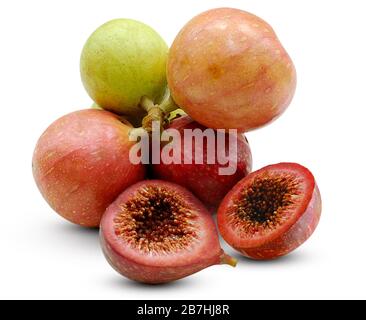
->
left=100, top=180, right=236, bottom=284
left=152, top=116, right=252, bottom=210
left=218, top=163, right=321, bottom=260
left=168, top=8, right=296, bottom=132
left=32, top=109, right=146, bottom=227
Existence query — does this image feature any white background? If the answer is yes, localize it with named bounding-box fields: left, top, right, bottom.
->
left=0, top=0, right=365, bottom=300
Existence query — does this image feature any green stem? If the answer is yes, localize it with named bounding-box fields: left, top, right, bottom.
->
left=139, top=95, right=179, bottom=134
left=159, top=95, right=179, bottom=114
left=140, top=96, right=156, bottom=113
left=167, top=108, right=187, bottom=122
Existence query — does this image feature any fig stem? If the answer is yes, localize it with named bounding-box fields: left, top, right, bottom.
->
left=140, top=96, right=156, bottom=113
left=167, top=108, right=187, bottom=122
left=139, top=95, right=179, bottom=135
left=159, top=95, right=179, bottom=114
left=220, top=253, right=238, bottom=267
left=142, top=106, right=165, bottom=135
left=140, top=95, right=178, bottom=114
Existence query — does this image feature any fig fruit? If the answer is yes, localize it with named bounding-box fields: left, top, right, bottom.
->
left=100, top=180, right=236, bottom=284
left=218, top=163, right=321, bottom=259
left=80, top=19, right=168, bottom=121
left=32, top=109, right=146, bottom=227
left=167, top=8, right=296, bottom=132
left=152, top=115, right=252, bottom=210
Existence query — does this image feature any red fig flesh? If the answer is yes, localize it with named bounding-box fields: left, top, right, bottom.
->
left=218, top=163, right=321, bottom=260
left=32, top=109, right=146, bottom=227
left=100, top=180, right=236, bottom=284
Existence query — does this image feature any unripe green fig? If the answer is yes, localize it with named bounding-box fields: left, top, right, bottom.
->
left=80, top=19, right=168, bottom=119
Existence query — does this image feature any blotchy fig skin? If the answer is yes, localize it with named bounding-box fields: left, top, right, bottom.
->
left=32, top=109, right=146, bottom=227
left=152, top=116, right=252, bottom=210
left=218, top=163, right=322, bottom=260
left=100, top=180, right=233, bottom=284
left=168, top=8, right=296, bottom=132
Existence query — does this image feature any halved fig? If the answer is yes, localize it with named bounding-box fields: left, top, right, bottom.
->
left=100, top=180, right=236, bottom=284
left=218, top=163, right=322, bottom=260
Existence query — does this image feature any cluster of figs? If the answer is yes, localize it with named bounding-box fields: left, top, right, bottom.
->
left=33, top=8, right=322, bottom=284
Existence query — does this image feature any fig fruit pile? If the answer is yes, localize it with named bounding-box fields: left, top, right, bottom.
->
left=33, top=8, right=322, bottom=285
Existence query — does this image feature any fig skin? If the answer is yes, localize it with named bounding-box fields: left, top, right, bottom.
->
left=167, top=8, right=296, bottom=132
left=217, top=163, right=322, bottom=260
left=152, top=115, right=252, bottom=211
left=80, top=19, right=168, bottom=121
left=32, top=109, right=146, bottom=227
left=100, top=180, right=236, bottom=284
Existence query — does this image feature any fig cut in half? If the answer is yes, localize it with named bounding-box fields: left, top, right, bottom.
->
left=100, top=180, right=236, bottom=284
left=218, top=163, right=322, bottom=260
